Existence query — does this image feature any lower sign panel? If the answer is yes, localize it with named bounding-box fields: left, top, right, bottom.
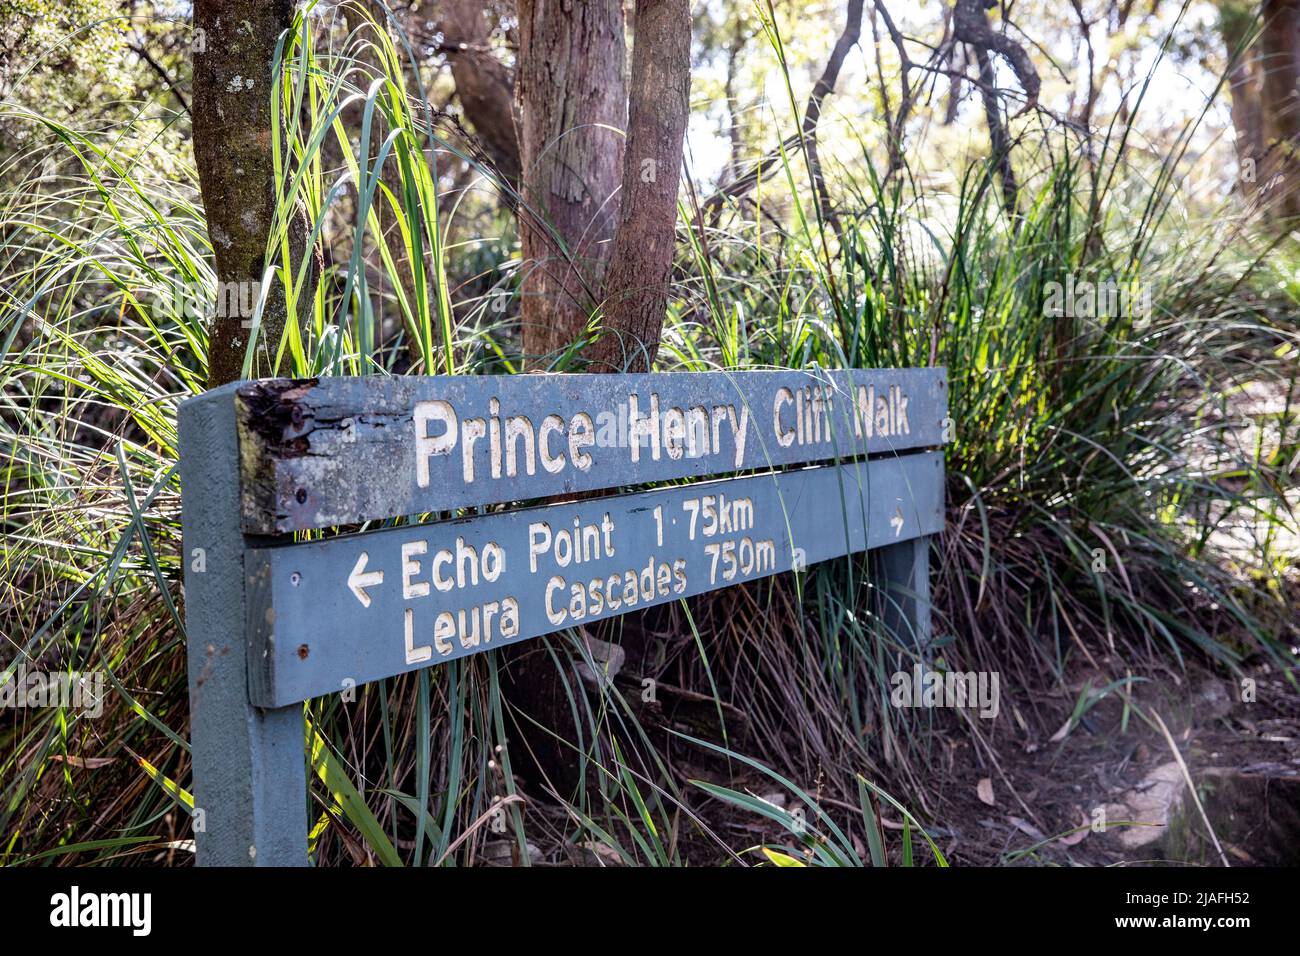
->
left=246, top=452, right=944, bottom=706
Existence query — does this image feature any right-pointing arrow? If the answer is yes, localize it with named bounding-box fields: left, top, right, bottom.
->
left=348, top=551, right=384, bottom=608
left=890, top=506, right=904, bottom=537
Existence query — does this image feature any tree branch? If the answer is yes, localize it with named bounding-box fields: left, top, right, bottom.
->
left=130, top=41, right=190, bottom=115
left=704, top=0, right=866, bottom=216
left=952, top=0, right=1040, bottom=113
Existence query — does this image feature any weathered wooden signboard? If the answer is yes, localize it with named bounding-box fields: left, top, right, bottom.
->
left=179, top=368, right=947, bottom=866
left=236, top=368, right=944, bottom=531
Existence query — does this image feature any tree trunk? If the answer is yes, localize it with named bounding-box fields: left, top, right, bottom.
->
left=591, top=0, right=691, bottom=372
left=806, top=0, right=864, bottom=233
left=515, top=0, right=628, bottom=364
left=974, top=45, right=1019, bottom=216
left=440, top=0, right=521, bottom=183
left=1260, top=0, right=1300, bottom=221
left=504, top=0, right=689, bottom=795
left=952, top=0, right=1039, bottom=216
left=722, top=16, right=746, bottom=186
left=1219, top=4, right=1266, bottom=199
left=944, top=42, right=966, bottom=126
left=192, top=0, right=303, bottom=388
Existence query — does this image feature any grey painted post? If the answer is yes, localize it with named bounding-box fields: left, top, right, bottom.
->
left=876, top=535, right=934, bottom=658
left=180, top=385, right=308, bottom=866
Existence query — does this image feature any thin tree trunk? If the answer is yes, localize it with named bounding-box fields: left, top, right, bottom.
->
left=515, top=0, right=627, bottom=364
left=944, top=42, right=966, bottom=126
left=591, top=0, right=691, bottom=372
left=868, top=0, right=913, bottom=180
left=973, top=44, right=1019, bottom=216
left=952, top=0, right=1037, bottom=217
left=440, top=0, right=520, bottom=182
left=1219, top=6, right=1265, bottom=199
left=723, top=17, right=746, bottom=185
left=807, top=0, right=864, bottom=232
left=192, top=0, right=304, bottom=388
left=1260, top=0, right=1300, bottom=220
left=1069, top=0, right=1098, bottom=129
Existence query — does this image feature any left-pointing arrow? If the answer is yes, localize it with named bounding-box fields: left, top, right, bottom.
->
left=348, top=552, right=384, bottom=608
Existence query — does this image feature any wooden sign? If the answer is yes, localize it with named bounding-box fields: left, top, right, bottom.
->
left=179, top=368, right=947, bottom=865
left=234, top=368, right=946, bottom=532
left=246, top=452, right=943, bottom=707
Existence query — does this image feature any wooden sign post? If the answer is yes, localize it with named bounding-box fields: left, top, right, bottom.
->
left=179, top=369, right=947, bottom=865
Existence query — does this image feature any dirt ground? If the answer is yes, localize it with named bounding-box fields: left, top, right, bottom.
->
left=917, top=657, right=1300, bottom=866
left=667, top=656, right=1300, bottom=867
left=483, top=653, right=1299, bottom=867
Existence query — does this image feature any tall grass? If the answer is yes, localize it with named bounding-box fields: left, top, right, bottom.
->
left=1, top=2, right=1295, bottom=865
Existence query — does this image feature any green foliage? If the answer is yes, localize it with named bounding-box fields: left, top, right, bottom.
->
left=0, top=0, right=131, bottom=107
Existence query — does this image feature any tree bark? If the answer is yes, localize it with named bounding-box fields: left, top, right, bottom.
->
left=591, top=0, right=691, bottom=372
left=952, top=0, right=1040, bottom=111
left=192, top=0, right=302, bottom=388
left=974, top=44, right=1019, bottom=216
left=1260, top=0, right=1300, bottom=220
left=952, top=0, right=1038, bottom=216
left=440, top=0, right=521, bottom=183
left=515, top=0, right=628, bottom=364
left=1219, top=3, right=1265, bottom=200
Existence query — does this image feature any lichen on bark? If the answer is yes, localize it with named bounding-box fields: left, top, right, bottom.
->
left=191, top=0, right=308, bottom=387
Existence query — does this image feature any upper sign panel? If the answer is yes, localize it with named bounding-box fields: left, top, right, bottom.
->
left=232, top=368, right=947, bottom=533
